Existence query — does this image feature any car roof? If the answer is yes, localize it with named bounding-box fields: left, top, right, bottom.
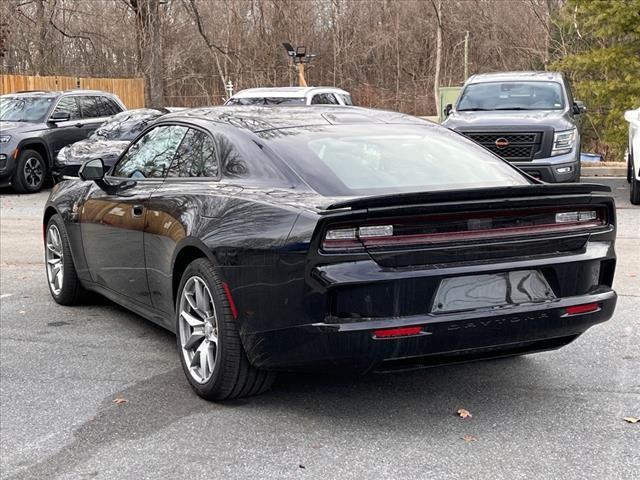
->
left=230, top=86, right=350, bottom=99
left=161, top=106, right=429, bottom=133
left=1, top=89, right=119, bottom=97
left=466, top=71, right=564, bottom=84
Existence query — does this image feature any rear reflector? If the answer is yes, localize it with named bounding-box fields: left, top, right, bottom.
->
left=374, top=326, right=422, bottom=338
left=564, top=303, right=600, bottom=316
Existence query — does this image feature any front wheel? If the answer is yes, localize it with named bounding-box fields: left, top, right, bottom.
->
left=45, top=214, right=85, bottom=304
left=13, top=149, right=46, bottom=193
left=176, top=259, right=275, bottom=400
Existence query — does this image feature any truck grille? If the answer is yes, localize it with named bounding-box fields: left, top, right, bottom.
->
left=463, top=132, right=543, bottom=161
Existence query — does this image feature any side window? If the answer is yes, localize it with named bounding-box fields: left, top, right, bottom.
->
left=168, top=129, right=219, bottom=178
left=216, top=133, right=249, bottom=177
left=340, top=94, right=353, bottom=106
left=97, top=97, right=120, bottom=116
left=112, top=125, right=187, bottom=179
left=311, top=93, right=339, bottom=105
left=78, top=96, right=102, bottom=119
left=52, top=96, right=80, bottom=120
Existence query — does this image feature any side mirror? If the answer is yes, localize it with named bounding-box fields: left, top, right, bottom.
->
left=444, top=103, right=453, bottom=116
left=573, top=101, right=586, bottom=115
left=78, top=158, right=105, bottom=182
left=49, top=111, right=71, bottom=123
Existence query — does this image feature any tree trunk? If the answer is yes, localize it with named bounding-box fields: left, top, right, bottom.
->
left=432, top=0, right=442, bottom=115
left=131, top=0, right=164, bottom=108
left=34, top=0, right=47, bottom=75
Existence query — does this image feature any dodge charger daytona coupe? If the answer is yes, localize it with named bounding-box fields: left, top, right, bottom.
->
left=43, top=106, right=617, bottom=401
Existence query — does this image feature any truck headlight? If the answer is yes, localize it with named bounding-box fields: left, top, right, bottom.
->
left=552, top=128, right=577, bottom=156
left=0, top=135, right=11, bottom=144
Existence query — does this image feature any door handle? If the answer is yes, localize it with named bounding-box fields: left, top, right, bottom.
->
left=132, top=205, right=144, bottom=217
left=74, top=123, right=83, bottom=128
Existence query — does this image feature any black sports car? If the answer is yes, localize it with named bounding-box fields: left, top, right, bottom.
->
left=43, top=106, right=617, bottom=401
left=52, top=108, right=169, bottom=181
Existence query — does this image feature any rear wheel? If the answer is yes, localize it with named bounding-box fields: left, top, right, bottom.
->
left=13, top=149, right=46, bottom=193
left=176, top=258, right=275, bottom=400
left=45, top=214, right=85, bottom=305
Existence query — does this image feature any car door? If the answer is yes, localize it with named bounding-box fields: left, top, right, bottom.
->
left=143, top=126, right=222, bottom=314
left=45, top=96, right=86, bottom=158
left=80, top=124, right=188, bottom=305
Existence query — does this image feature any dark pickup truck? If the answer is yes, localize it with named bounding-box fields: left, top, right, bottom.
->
left=442, top=71, right=586, bottom=183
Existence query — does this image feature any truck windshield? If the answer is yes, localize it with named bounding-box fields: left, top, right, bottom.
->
left=457, top=81, right=565, bottom=111
left=0, top=96, right=54, bottom=122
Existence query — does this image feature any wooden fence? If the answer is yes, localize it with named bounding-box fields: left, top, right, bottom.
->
left=0, top=74, right=145, bottom=109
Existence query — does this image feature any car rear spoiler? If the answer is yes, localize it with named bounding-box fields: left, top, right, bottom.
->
left=322, top=183, right=612, bottom=211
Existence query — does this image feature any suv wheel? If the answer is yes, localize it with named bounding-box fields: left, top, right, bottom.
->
left=176, top=259, right=275, bottom=400
left=13, top=149, right=46, bottom=193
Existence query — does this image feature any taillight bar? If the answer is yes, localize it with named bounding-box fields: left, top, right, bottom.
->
left=322, top=207, right=607, bottom=252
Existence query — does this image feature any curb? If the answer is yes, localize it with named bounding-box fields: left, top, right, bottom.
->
left=581, top=166, right=626, bottom=177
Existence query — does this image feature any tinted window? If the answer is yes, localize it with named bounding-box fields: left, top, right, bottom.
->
left=311, top=93, right=339, bottom=105
left=52, top=96, right=81, bottom=120
left=226, top=97, right=306, bottom=106
left=78, top=96, right=102, bottom=118
left=91, top=109, right=163, bottom=141
left=457, top=81, right=565, bottom=111
left=168, top=129, right=218, bottom=177
left=0, top=96, right=55, bottom=122
left=112, top=125, right=187, bottom=178
left=339, top=94, right=353, bottom=106
left=98, top=97, right=122, bottom=115
left=264, top=124, right=531, bottom=196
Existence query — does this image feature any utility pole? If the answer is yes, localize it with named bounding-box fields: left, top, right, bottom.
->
left=464, top=31, right=470, bottom=80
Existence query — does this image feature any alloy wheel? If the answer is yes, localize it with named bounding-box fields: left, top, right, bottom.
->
left=24, top=156, right=44, bottom=188
left=46, top=224, right=64, bottom=296
left=178, top=276, right=218, bottom=384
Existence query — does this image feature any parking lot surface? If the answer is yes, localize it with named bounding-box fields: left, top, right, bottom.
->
left=1, top=178, right=638, bottom=480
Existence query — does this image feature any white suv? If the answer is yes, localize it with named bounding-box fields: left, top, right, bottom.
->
left=225, top=87, right=353, bottom=107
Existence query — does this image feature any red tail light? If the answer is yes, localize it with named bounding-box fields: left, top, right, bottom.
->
left=321, top=206, right=607, bottom=252
left=374, top=326, right=422, bottom=338
left=564, top=303, right=600, bottom=316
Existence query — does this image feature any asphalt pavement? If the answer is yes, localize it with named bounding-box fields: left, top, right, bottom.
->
left=0, top=178, right=638, bottom=480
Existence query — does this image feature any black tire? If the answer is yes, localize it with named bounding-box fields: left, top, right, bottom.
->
left=175, top=258, right=275, bottom=401
left=45, top=214, right=85, bottom=305
left=631, top=176, right=640, bottom=205
left=13, top=149, right=47, bottom=193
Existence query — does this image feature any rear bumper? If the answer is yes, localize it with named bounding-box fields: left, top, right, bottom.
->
left=244, top=289, right=616, bottom=371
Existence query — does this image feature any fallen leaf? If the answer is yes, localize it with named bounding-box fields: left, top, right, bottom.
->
left=457, top=408, right=473, bottom=419
left=462, top=435, right=477, bottom=442
left=112, top=397, right=128, bottom=405
left=623, top=416, right=639, bottom=423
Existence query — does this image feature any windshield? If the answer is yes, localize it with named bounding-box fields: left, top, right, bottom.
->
left=91, top=109, right=163, bottom=141
left=0, top=96, right=54, bottom=122
left=457, top=81, right=565, bottom=111
left=226, top=97, right=307, bottom=106
left=265, top=125, right=531, bottom=196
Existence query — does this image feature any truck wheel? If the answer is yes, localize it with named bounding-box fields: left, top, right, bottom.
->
left=631, top=175, right=640, bottom=205
left=176, top=258, right=275, bottom=401
left=13, top=149, right=46, bottom=193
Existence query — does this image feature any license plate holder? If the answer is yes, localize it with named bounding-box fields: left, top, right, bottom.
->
left=432, top=270, right=555, bottom=313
